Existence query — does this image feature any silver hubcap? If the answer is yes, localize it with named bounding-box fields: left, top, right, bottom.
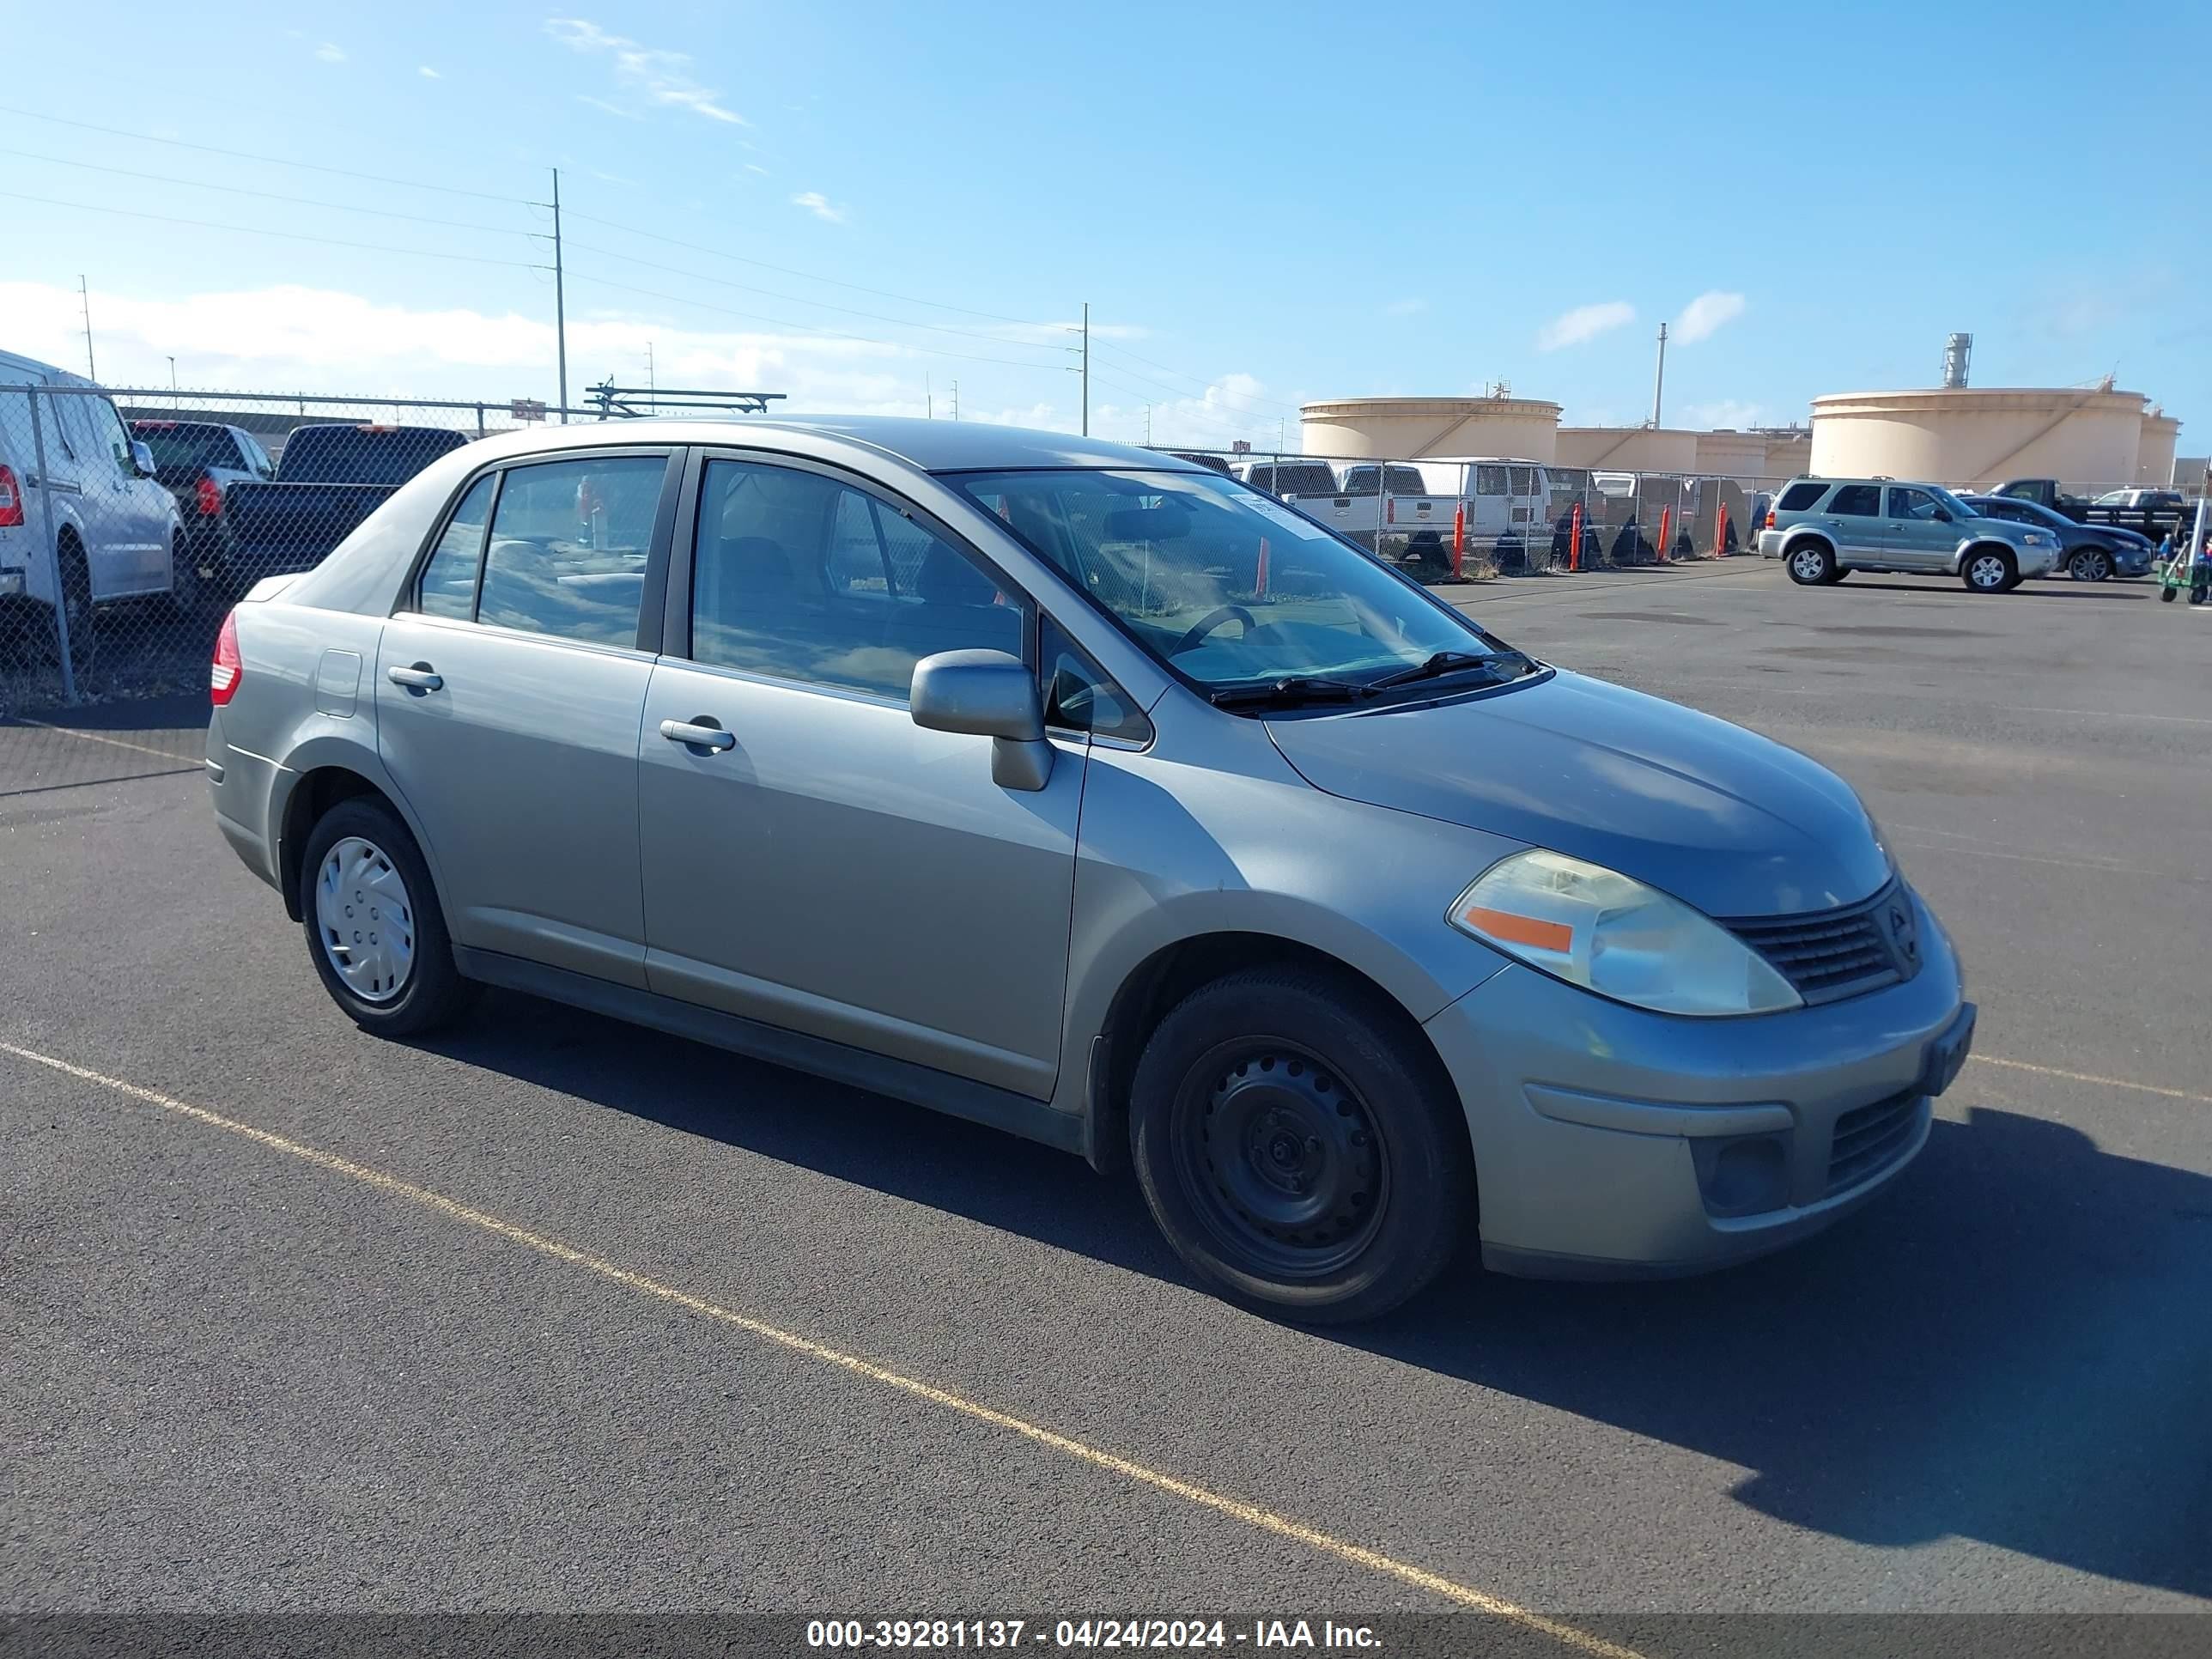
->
left=1791, top=549, right=1825, bottom=580
left=314, top=836, right=416, bottom=1003
left=1970, top=556, right=2006, bottom=588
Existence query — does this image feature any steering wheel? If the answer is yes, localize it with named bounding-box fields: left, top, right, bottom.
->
left=1171, top=604, right=1256, bottom=657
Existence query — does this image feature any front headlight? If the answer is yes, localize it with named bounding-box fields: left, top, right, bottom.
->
left=1448, top=848, right=1803, bottom=1018
left=2022, top=532, right=2052, bottom=546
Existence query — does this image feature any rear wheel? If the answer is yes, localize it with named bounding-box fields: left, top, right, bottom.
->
left=55, top=537, right=96, bottom=680
left=166, top=532, right=204, bottom=617
left=1962, top=548, right=2017, bottom=593
left=298, top=796, right=476, bottom=1036
left=2160, top=584, right=2178, bottom=603
left=1129, top=966, right=1472, bottom=1324
left=1786, top=540, right=1837, bottom=586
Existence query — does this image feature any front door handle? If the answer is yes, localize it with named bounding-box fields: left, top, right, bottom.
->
left=387, top=663, right=443, bottom=690
left=660, top=717, right=736, bottom=752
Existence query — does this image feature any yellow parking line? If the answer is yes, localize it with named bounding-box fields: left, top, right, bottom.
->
left=0, top=1038, right=1640, bottom=1658
left=9, top=718, right=193, bottom=762
left=1971, top=1054, right=2212, bottom=1106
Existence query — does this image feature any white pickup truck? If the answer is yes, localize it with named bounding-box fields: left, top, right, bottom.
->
left=1292, top=459, right=1558, bottom=572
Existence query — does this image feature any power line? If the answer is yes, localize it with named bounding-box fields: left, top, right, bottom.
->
left=0, top=104, right=525, bottom=204
left=562, top=208, right=1059, bottom=327
left=0, top=191, right=548, bottom=270
left=562, top=270, right=1073, bottom=373
left=0, top=146, right=536, bottom=236
left=562, top=240, right=1074, bottom=356
left=1090, top=337, right=1301, bottom=416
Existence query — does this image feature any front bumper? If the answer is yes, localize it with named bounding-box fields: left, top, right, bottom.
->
left=1424, top=888, right=1968, bottom=1278
left=2014, top=543, right=2059, bottom=577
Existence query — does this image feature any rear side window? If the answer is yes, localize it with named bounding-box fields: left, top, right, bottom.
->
left=416, top=473, right=496, bottom=619
left=474, top=455, right=663, bottom=647
left=1775, top=482, right=1826, bottom=512
left=1828, top=484, right=1882, bottom=516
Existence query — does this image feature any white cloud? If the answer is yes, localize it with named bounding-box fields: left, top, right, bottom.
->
left=791, top=191, right=847, bottom=224
left=743, top=162, right=769, bottom=176
left=1674, top=289, right=1747, bottom=343
left=1384, top=297, right=1427, bottom=318
left=1679, top=398, right=1766, bottom=429
left=1537, top=301, right=1635, bottom=352
left=576, top=94, right=644, bottom=120
left=418, top=65, right=441, bottom=79
left=546, top=16, right=745, bottom=125
left=314, top=42, right=346, bottom=63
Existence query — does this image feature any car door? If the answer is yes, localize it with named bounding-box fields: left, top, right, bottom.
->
left=374, top=447, right=679, bottom=989
left=636, top=450, right=1086, bottom=1100
left=82, top=394, right=173, bottom=591
left=1819, top=483, right=1884, bottom=564
left=1882, top=486, right=1955, bottom=571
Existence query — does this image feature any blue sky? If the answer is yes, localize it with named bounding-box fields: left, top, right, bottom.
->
left=3, top=0, right=2205, bottom=450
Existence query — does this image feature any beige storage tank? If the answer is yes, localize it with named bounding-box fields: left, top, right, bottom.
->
left=1692, top=430, right=1771, bottom=484
left=1809, top=387, right=2148, bottom=492
left=2138, top=411, right=2180, bottom=485
left=1764, top=430, right=1812, bottom=479
left=1300, top=397, right=1561, bottom=462
left=1555, top=427, right=1700, bottom=473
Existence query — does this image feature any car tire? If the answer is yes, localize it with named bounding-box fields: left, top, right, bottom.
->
left=166, top=533, right=204, bottom=617
left=55, top=536, right=96, bottom=680
left=2160, top=584, right=2178, bottom=603
left=1962, top=548, right=2017, bottom=593
left=2069, top=547, right=2112, bottom=582
left=1128, top=965, right=1473, bottom=1324
left=1785, top=540, right=1837, bottom=586
left=298, top=796, right=477, bottom=1037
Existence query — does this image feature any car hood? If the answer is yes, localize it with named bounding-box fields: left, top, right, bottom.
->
left=1265, top=670, right=1892, bottom=919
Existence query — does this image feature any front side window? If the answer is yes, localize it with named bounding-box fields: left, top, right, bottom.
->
left=474, top=455, right=662, bottom=647
left=1887, top=486, right=1944, bottom=521
left=1042, top=616, right=1151, bottom=744
left=1828, top=484, right=1882, bottom=516
left=955, top=469, right=1531, bottom=705
left=690, top=459, right=1026, bottom=700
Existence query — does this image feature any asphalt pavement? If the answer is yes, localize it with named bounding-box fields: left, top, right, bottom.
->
left=3, top=558, right=2207, bottom=1640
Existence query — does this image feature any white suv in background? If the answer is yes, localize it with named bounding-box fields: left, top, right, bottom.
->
left=0, top=349, right=191, bottom=671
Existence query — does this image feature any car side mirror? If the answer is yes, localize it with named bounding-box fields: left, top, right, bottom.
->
left=130, top=440, right=158, bottom=478
left=910, top=648, right=1053, bottom=791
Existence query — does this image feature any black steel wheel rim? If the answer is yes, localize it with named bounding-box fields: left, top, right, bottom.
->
left=1170, top=1040, right=1389, bottom=1281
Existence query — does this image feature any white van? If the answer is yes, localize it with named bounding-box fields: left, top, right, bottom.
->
left=0, top=349, right=189, bottom=669
left=1411, top=457, right=1553, bottom=548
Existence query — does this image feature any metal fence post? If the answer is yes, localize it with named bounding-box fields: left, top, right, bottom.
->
left=27, top=387, right=76, bottom=703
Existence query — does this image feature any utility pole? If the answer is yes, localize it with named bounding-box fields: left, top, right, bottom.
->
left=1145, top=404, right=1152, bottom=446
left=77, top=276, right=95, bottom=380
left=645, top=339, right=655, bottom=397
left=167, top=356, right=178, bottom=406
left=950, top=380, right=958, bottom=421
left=550, top=168, right=569, bottom=423
left=1650, top=322, right=1668, bottom=428
left=1081, top=301, right=1090, bottom=437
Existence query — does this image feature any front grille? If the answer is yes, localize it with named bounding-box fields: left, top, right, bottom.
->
left=1723, top=878, right=1915, bottom=1006
left=1826, top=1090, right=1925, bottom=1194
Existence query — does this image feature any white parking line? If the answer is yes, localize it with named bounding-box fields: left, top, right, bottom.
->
left=7, top=717, right=195, bottom=761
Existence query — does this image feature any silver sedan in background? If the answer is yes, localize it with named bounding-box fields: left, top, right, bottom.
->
left=206, top=419, right=1972, bottom=1322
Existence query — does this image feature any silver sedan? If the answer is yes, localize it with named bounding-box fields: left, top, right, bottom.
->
left=206, top=418, right=1972, bottom=1322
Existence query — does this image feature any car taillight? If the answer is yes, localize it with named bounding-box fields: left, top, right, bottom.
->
left=1764, top=509, right=1776, bottom=529
left=210, top=609, right=243, bottom=705
left=196, top=474, right=224, bottom=517
left=0, top=465, right=22, bottom=528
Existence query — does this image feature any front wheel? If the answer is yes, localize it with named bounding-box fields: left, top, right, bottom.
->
left=2069, top=548, right=2113, bottom=582
left=299, top=796, right=477, bottom=1036
left=1962, top=549, right=2017, bottom=593
left=1129, top=967, right=1472, bottom=1324
left=2160, top=584, right=2178, bottom=603
left=1786, top=541, right=1837, bottom=586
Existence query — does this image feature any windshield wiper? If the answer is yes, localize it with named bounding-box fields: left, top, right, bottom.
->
left=1365, top=649, right=1531, bottom=692
left=1206, top=675, right=1376, bottom=708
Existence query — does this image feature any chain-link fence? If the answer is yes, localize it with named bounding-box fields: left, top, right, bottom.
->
left=0, top=385, right=602, bottom=717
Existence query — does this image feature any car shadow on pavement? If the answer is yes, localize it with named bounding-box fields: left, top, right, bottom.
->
left=418, top=1000, right=2210, bottom=1602
left=1838, top=580, right=2148, bottom=600
left=1358, top=1100, right=2212, bottom=1603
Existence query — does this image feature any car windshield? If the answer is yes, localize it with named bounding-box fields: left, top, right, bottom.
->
left=953, top=468, right=1529, bottom=698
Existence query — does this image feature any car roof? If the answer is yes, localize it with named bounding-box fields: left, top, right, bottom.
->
left=450, top=415, right=1206, bottom=477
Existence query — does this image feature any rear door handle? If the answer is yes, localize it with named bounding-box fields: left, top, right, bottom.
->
left=386, top=663, right=443, bottom=690
left=660, top=717, right=736, bottom=751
